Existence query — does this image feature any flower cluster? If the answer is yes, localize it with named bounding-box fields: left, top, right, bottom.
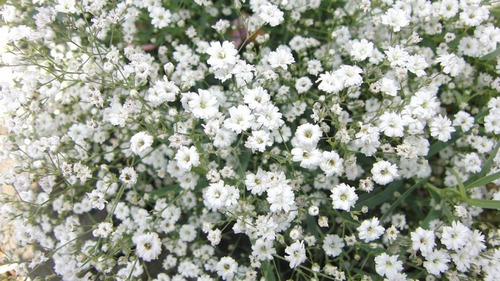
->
left=1, top=0, right=500, bottom=280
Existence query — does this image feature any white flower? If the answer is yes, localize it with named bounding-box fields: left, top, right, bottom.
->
left=451, top=249, right=472, bottom=272
left=378, top=112, right=405, bottom=137
left=484, top=110, right=500, bottom=134
left=438, top=0, right=459, bottom=19
left=245, top=130, right=273, bottom=153
left=179, top=224, right=197, bottom=242
left=317, top=71, right=345, bottom=94
left=207, top=228, right=222, bottom=246
left=349, top=39, right=374, bottom=61
left=245, top=168, right=269, bottom=196
left=223, top=105, right=254, bottom=134
left=374, top=253, right=403, bottom=278
left=322, top=234, right=345, bottom=257
left=381, top=8, right=410, bottom=32
left=244, top=86, right=270, bottom=109
left=203, top=180, right=230, bottom=211
left=462, top=152, right=482, bottom=173
left=188, top=89, right=219, bottom=120
left=206, top=41, right=238, bottom=70
left=149, top=6, right=172, bottom=29
left=133, top=232, right=162, bottom=262
left=409, top=89, right=440, bottom=120
left=423, top=249, right=450, bottom=275
left=284, top=240, right=307, bottom=268
left=146, top=76, right=179, bottom=106
left=440, top=221, right=471, bottom=251
left=255, top=103, right=284, bottom=130
left=119, top=167, right=138, bottom=187
left=357, top=217, right=385, bottom=242
left=405, top=54, right=429, bottom=77
left=410, top=227, right=436, bottom=256
left=429, top=115, right=456, bottom=142
left=379, top=77, right=400, bottom=96
left=453, top=111, right=474, bottom=132
left=295, top=123, right=322, bottom=148
left=468, top=229, right=486, bottom=257
left=93, top=222, right=113, bottom=238
left=371, top=160, right=398, bottom=185
left=295, top=77, right=313, bottom=94
left=174, top=146, right=200, bottom=171
left=436, top=53, right=465, bottom=77
left=268, top=45, right=295, bottom=70
left=213, top=129, right=237, bottom=148
left=291, top=147, right=322, bottom=169
left=320, top=151, right=344, bottom=177
left=308, top=205, right=319, bottom=216
left=87, top=189, right=107, bottom=210
left=254, top=215, right=279, bottom=241
left=130, top=131, right=153, bottom=156
left=267, top=184, right=296, bottom=212
left=259, top=3, right=284, bottom=27
left=252, top=238, right=276, bottom=261
left=385, top=45, right=410, bottom=68
left=330, top=183, right=358, bottom=211
left=216, top=256, right=238, bottom=280
left=212, top=19, right=230, bottom=33
left=338, top=65, right=363, bottom=88
left=307, top=59, right=323, bottom=75
left=178, top=260, right=200, bottom=278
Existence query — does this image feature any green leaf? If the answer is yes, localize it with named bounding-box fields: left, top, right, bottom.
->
left=453, top=90, right=464, bottom=104
left=464, top=141, right=500, bottom=186
left=262, top=260, right=276, bottom=281
left=192, top=166, right=208, bottom=175
left=356, top=180, right=402, bottom=210
left=447, top=168, right=466, bottom=198
left=478, top=140, right=500, bottom=176
left=150, top=184, right=181, bottom=196
left=305, top=215, right=320, bottom=238
left=380, top=178, right=427, bottom=222
left=236, top=150, right=252, bottom=177
left=441, top=201, right=454, bottom=221
left=475, top=109, right=490, bottom=120
left=480, top=46, right=500, bottom=61
left=427, top=130, right=461, bottom=158
left=421, top=207, right=441, bottom=229
left=462, top=198, right=500, bottom=210
left=464, top=171, right=500, bottom=190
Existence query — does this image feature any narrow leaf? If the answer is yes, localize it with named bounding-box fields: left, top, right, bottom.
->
left=464, top=141, right=500, bottom=185
left=465, top=171, right=500, bottom=190
left=380, top=178, right=427, bottom=222
left=150, top=184, right=181, bottom=196
left=480, top=46, right=500, bottom=61
left=421, top=208, right=441, bottom=229
left=357, top=181, right=401, bottom=210
left=447, top=168, right=466, bottom=198
left=427, top=130, right=461, bottom=158
left=475, top=140, right=500, bottom=177
left=463, top=198, right=500, bottom=210
left=441, top=202, right=454, bottom=220
left=262, top=260, right=277, bottom=281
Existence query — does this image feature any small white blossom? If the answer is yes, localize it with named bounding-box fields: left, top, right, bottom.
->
left=259, top=3, right=284, bottom=27
left=284, top=240, right=306, bottom=268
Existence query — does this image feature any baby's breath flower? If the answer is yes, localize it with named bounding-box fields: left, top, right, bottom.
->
left=133, top=232, right=162, bottom=262
left=357, top=217, right=385, bottom=243
left=284, top=240, right=306, bottom=268
left=259, top=3, right=284, bottom=27
left=330, top=183, right=358, bottom=211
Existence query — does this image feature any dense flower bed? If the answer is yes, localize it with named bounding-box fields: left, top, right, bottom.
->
left=1, top=0, right=500, bottom=280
